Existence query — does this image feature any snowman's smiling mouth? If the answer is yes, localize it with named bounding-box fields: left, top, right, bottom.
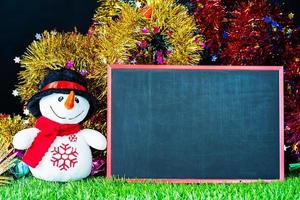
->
left=50, top=106, right=66, bottom=119
left=68, top=110, right=85, bottom=120
left=50, top=106, right=84, bottom=120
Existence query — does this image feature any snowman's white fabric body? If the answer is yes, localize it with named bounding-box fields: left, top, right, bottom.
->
left=13, top=92, right=106, bottom=182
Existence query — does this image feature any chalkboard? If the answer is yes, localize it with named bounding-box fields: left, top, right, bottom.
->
left=107, top=65, right=284, bottom=183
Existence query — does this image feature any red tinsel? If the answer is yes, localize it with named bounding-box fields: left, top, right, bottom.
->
left=283, top=43, right=300, bottom=80
left=221, top=0, right=299, bottom=68
left=286, top=110, right=300, bottom=143
left=191, top=0, right=226, bottom=55
left=221, top=1, right=278, bottom=65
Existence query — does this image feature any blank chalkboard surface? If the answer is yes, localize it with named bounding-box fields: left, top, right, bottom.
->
left=107, top=65, right=284, bottom=183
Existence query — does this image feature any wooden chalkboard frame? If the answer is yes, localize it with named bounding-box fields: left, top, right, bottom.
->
left=107, top=64, right=284, bottom=183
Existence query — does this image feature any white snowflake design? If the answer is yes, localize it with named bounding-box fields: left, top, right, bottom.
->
left=51, top=143, right=78, bottom=171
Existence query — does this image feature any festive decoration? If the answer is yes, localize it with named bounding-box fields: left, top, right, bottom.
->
left=0, top=114, right=34, bottom=143
left=288, top=12, right=294, bottom=20
left=65, top=60, right=75, bottom=69
left=91, top=3, right=141, bottom=64
left=286, top=109, right=300, bottom=164
left=8, top=159, right=30, bottom=179
left=13, top=57, right=20, bottom=64
left=191, top=0, right=226, bottom=57
left=35, top=33, right=42, bottom=40
left=90, top=158, right=106, bottom=176
left=136, top=1, right=142, bottom=8
left=290, top=163, right=300, bottom=171
left=14, top=150, right=25, bottom=159
left=13, top=69, right=107, bottom=182
left=89, top=3, right=143, bottom=116
left=4, top=0, right=299, bottom=173
left=92, top=0, right=204, bottom=65
left=92, top=0, right=124, bottom=26
left=12, top=90, right=19, bottom=97
left=132, top=0, right=204, bottom=65
left=140, top=5, right=153, bottom=19
left=0, top=138, right=16, bottom=185
left=220, top=0, right=298, bottom=67
left=23, top=108, right=30, bottom=116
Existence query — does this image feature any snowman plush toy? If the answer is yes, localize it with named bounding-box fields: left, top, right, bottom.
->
left=13, top=69, right=106, bottom=182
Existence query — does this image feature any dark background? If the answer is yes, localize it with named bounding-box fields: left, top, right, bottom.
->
left=0, top=0, right=98, bottom=114
left=0, top=0, right=299, bottom=115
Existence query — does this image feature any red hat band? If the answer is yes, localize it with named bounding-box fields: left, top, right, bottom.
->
left=41, top=81, right=87, bottom=92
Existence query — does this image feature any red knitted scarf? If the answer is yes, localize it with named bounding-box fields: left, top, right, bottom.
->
left=22, top=116, right=80, bottom=168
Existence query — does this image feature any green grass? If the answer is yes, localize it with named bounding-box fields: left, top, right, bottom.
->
left=1, top=175, right=300, bottom=199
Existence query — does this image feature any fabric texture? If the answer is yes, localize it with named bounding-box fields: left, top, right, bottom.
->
left=22, top=116, right=80, bottom=168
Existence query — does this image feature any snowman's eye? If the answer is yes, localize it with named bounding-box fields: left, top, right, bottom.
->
left=75, top=97, right=79, bottom=103
left=58, top=96, right=64, bottom=102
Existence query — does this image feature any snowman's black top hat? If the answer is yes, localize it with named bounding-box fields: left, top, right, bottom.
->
left=27, top=68, right=97, bottom=121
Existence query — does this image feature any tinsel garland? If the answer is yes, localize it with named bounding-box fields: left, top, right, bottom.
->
left=93, top=0, right=123, bottom=26
left=92, top=0, right=204, bottom=65
left=191, top=0, right=226, bottom=57
left=0, top=114, right=34, bottom=143
left=92, top=0, right=147, bottom=26
left=221, top=0, right=279, bottom=65
left=89, top=4, right=142, bottom=125
left=91, top=4, right=141, bottom=65
left=140, top=0, right=204, bottom=64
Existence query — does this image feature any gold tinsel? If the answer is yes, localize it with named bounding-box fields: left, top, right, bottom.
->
left=146, top=0, right=204, bottom=64
left=93, top=0, right=147, bottom=25
left=93, top=0, right=204, bottom=65
left=83, top=4, right=144, bottom=125
left=0, top=137, right=16, bottom=186
left=93, top=0, right=123, bottom=25
left=0, top=114, right=34, bottom=143
left=92, top=4, right=142, bottom=65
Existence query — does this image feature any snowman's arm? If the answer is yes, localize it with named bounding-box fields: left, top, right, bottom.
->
left=80, top=129, right=107, bottom=150
left=13, top=128, right=40, bottom=150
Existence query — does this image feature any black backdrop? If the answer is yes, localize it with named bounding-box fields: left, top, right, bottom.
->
left=0, top=0, right=299, bottom=115
left=0, top=0, right=98, bottom=114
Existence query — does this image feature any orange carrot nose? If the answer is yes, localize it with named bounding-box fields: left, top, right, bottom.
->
left=64, top=91, right=75, bottom=110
